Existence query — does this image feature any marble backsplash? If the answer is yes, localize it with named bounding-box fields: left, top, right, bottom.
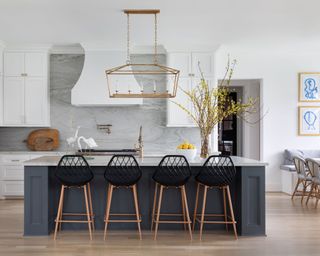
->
left=0, top=54, right=199, bottom=152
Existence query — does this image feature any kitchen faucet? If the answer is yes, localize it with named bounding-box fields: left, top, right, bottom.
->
left=134, top=125, right=144, bottom=158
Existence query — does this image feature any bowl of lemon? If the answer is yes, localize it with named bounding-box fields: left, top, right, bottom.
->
left=176, top=141, right=197, bottom=161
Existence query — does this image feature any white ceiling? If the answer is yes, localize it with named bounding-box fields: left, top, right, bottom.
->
left=1, top=0, right=320, bottom=49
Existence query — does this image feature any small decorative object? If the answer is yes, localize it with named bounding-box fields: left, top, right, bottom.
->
left=105, top=9, right=179, bottom=98
left=299, top=72, right=320, bottom=102
left=173, top=59, right=256, bottom=158
left=66, top=126, right=81, bottom=147
left=298, top=106, right=320, bottom=136
left=77, top=136, right=98, bottom=152
left=176, top=141, right=197, bottom=161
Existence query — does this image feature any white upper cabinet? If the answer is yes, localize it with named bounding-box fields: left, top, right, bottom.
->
left=3, top=77, right=25, bottom=125
left=167, top=77, right=194, bottom=126
left=167, top=53, right=191, bottom=77
left=3, top=52, right=24, bottom=77
left=25, top=53, right=47, bottom=77
left=1, top=49, right=50, bottom=127
left=24, top=77, right=47, bottom=125
left=166, top=51, right=214, bottom=127
left=192, top=52, right=214, bottom=77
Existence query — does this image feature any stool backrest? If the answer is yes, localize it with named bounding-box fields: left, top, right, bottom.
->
left=197, top=155, right=236, bottom=186
left=306, top=158, right=320, bottom=179
left=55, top=155, right=93, bottom=186
left=153, top=155, right=191, bottom=185
left=293, top=156, right=309, bottom=178
left=104, top=155, right=142, bottom=186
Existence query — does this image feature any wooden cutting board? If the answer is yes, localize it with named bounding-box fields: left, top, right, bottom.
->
left=26, top=129, right=60, bottom=151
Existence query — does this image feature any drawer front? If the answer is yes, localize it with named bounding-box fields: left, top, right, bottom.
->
left=0, top=154, right=30, bottom=164
left=1, top=181, right=24, bottom=197
left=0, top=165, right=24, bottom=180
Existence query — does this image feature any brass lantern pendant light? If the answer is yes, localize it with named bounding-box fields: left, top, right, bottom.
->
left=105, top=9, right=180, bottom=98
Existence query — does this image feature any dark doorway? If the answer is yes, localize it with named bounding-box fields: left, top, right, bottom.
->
left=218, top=92, right=237, bottom=156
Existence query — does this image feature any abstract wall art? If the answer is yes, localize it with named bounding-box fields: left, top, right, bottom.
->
left=298, top=106, right=320, bottom=136
left=299, top=73, right=320, bottom=102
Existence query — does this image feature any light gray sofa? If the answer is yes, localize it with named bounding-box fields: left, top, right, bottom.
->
left=281, top=149, right=320, bottom=171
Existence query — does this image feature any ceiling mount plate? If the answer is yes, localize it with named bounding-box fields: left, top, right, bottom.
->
left=123, top=9, right=160, bottom=14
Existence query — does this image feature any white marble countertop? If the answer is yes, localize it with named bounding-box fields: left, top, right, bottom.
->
left=23, top=155, right=268, bottom=167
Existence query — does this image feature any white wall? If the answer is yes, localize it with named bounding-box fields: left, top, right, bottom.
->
left=215, top=44, right=320, bottom=191
left=229, top=80, right=261, bottom=160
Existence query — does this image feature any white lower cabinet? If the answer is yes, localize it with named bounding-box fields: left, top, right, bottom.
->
left=0, top=153, right=43, bottom=198
left=0, top=181, right=24, bottom=197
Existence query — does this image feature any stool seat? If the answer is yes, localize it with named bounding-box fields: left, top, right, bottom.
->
left=152, top=155, right=191, bottom=187
left=195, top=156, right=235, bottom=187
left=55, top=155, right=93, bottom=187
left=104, top=155, right=142, bottom=186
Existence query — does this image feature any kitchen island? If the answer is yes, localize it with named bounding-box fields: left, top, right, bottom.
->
left=24, top=155, right=267, bottom=237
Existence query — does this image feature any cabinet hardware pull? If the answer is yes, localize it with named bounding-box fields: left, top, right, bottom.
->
left=11, top=160, right=20, bottom=162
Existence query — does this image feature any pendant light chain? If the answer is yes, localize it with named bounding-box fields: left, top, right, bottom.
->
left=105, top=10, right=180, bottom=99
left=154, top=13, right=158, bottom=64
left=126, top=13, right=131, bottom=64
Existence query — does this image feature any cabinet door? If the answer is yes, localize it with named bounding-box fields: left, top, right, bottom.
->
left=25, top=77, right=47, bottom=125
left=167, top=77, right=195, bottom=127
left=192, top=52, right=214, bottom=77
left=167, top=53, right=192, bottom=77
left=3, top=77, right=25, bottom=125
left=3, top=52, right=24, bottom=77
left=25, top=52, right=47, bottom=77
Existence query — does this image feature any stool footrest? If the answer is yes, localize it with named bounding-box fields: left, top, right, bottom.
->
left=55, top=219, right=92, bottom=223
left=105, top=219, right=142, bottom=223
left=195, top=217, right=236, bottom=224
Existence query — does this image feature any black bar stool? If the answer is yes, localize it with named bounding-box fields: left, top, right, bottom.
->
left=151, top=155, right=193, bottom=240
left=103, top=155, right=142, bottom=240
left=53, top=155, right=94, bottom=240
left=193, top=155, right=237, bottom=240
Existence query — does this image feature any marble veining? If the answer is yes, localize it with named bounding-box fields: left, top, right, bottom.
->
left=0, top=54, right=199, bottom=152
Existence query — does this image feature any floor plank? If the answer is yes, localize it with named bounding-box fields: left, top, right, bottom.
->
left=1, top=193, right=320, bottom=255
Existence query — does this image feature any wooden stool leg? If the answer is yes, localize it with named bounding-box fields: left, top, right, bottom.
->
left=222, top=187, right=229, bottom=231
left=54, top=185, right=65, bottom=240
left=291, top=179, right=301, bottom=200
left=154, top=185, right=164, bottom=240
left=83, top=185, right=92, bottom=240
left=226, top=186, right=238, bottom=239
left=58, top=186, right=65, bottom=231
left=180, top=188, right=187, bottom=231
left=181, top=186, right=193, bottom=240
left=151, top=183, right=158, bottom=231
left=193, top=182, right=200, bottom=231
left=104, top=184, right=113, bottom=240
left=199, top=185, right=208, bottom=241
left=132, top=184, right=142, bottom=240
left=87, top=183, right=95, bottom=230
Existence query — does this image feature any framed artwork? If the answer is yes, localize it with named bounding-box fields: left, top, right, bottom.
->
left=298, top=106, right=320, bottom=136
left=299, top=72, right=320, bottom=102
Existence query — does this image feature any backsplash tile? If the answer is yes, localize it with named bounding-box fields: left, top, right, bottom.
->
left=0, top=54, right=199, bottom=152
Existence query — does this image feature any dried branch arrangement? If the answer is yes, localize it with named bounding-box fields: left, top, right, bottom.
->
left=173, top=58, right=257, bottom=158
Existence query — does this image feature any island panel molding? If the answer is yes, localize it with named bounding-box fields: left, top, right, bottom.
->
left=299, top=72, right=320, bottom=102
left=24, top=156, right=266, bottom=236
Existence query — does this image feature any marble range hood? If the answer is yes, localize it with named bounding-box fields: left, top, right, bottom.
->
left=71, top=44, right=142, bottom=106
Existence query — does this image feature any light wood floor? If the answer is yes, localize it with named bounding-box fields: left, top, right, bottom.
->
left=1, top=193, right=320, bottom=256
